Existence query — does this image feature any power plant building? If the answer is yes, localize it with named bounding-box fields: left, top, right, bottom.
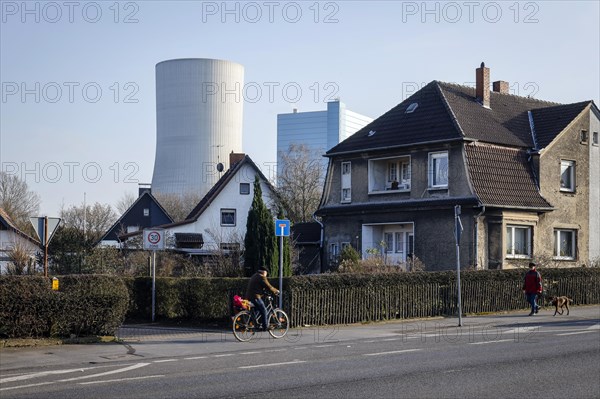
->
left=151, top=58, right=244, bottom=198
left=276, top=100, right=373, bottom=178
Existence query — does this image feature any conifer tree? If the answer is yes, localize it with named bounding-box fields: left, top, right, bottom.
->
left=244, top=175, right=277, bottom=276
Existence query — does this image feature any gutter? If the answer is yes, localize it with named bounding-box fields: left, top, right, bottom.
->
left=473, top=204, right=486, bottom=269
left=325, top=137, right=464, bottom=157
left=312, top=212, right=324, bottom=274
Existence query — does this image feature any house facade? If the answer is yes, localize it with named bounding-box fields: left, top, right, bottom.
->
left=118, top=153, right=278, bottom=255
left=0, top=208, right=42, bottom=273
left=317, top=63, right=599, bottom=271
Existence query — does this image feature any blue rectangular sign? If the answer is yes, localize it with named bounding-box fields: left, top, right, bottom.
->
left=275, top=219, right=290, bottom=237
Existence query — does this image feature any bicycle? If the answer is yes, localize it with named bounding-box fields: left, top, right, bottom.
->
left=232, top=295, right=289, bottom=342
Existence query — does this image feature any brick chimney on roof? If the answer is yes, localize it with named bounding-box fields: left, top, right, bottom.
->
left=493, top=80, right=509, bottom=95
left=229, top=152, right=245, bottom=168
left=476, top=62, right=490, bottom=108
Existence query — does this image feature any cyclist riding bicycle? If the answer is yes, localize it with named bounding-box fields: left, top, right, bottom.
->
left=246, top=267, right=279, bottom=331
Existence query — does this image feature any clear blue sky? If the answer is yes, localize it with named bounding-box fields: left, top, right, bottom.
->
left=1, top=0, right=599, bottom=216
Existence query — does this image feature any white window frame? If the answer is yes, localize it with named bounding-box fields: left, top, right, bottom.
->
left=143, top=208, right=149, bottom=217
left=428, top=151, right=449, bottom=189
left=554, top=229, right=576, bottom=260
left=220, top=209, right=236, bottom=227
left=505, top=225, right=532, bottom=258
left=329, top=242, right=340, bottom=261
left=592, top=132, right=598, bottom=146
left=560, top=160, right=575, bottom=192
left=341, top=161, right=351, bottom=203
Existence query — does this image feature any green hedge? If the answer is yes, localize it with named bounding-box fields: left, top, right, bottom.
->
left=123, top=268, right=600, bottom=327
left=0, top=275, right=129, bottom=338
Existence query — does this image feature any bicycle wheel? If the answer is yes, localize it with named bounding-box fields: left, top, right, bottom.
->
left=232, top=311, right=255, bottom=342
left=268, top=309, right=289, bottom=339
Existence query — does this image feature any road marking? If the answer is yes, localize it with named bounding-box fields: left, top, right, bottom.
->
left=184, top=356, right=208, bottom=360
left=382, top=338, right=400, bottom=341
left=0, top=381, right=55, bottom=391
left=363, top=349, right=421, bottom=356
left=153, top=359, right=178, bottom=363
left=587, top=324, right=600, bottom=330
left=314, top=344, right=334, bottom=348
left=556, top=331, right=597, bottom=336
left=504, top=327, right=539, bottom=335
left=239, top=351, right=262, bottom=355
left=0, top=368, right=92, bottom=383
left=213, top=354, right=234, bottom=358
left=59, top=363, right=149, bottom=382
left=239, top=360, right=306, bottom=369
left=79, top=375, right=165, bottom=385
left=469, top=339, right=513, bottom=345
left=263, top=349, right=286, bottom=353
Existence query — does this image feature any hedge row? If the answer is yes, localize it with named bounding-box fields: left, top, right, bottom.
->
left=0, top=275, right=129, bottom=338
left=122, top=268, right=600, bottom=327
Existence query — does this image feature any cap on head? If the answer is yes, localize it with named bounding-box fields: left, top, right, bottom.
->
left=258, top=267, right=268, bottom=274
left=529, top=261, right=537, bottom=267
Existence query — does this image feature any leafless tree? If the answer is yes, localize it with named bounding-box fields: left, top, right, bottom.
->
left=115, top=191, right=137, bottom=214
left=5, top=240, right=39, bottom=275
left=60, top=202, right=118, bottom=243
left=153, top=191, right=202, bottom=222
left=0, top=172, right=41, bottom=232
left=277, top=144, right=324, bottom=223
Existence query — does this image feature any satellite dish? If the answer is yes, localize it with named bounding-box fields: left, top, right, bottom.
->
left=216, top=163, right=224, bottom=172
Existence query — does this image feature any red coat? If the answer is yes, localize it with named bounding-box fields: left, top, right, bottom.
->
left=523, top=268, right=543, bottom=294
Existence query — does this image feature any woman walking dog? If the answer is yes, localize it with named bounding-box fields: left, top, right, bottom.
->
left=523, top=261, right=543, bottom=316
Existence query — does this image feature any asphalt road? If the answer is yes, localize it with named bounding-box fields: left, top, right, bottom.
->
left=1, top=306, right=599, bottom=399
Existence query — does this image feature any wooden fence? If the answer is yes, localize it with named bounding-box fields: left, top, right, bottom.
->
left=286, top=274, right=600, bottom=327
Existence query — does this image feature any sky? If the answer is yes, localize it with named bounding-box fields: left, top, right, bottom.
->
left=1, top=0, right=599, bottom=217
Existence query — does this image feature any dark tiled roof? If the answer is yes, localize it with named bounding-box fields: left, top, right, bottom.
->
left=326, top=81, right=462, bottom=155
left=530, top=102, right=590, bottom=149
left=327, top=81, right=590, bottom=155
left=464, top=143, right=552, bottom=210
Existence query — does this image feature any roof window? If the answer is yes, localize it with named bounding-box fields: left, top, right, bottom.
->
left=367, top=130, right=376, bottom=137
left=405, top=103, right=419, bottom=113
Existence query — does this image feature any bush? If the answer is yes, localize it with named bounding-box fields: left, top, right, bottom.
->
left=0, top=275, right=129, bottom=338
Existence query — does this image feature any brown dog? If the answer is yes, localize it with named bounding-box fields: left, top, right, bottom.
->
left=549, top=296, right=573, bottom=316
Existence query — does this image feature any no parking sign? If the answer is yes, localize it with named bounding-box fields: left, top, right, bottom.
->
left=143, top=228, right=165, bottom=250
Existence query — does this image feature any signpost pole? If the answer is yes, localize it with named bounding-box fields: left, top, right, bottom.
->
left=279, top=234, right=283, bottom=309
left=152, top=250, right=156, bottom=322
left=455, top=205, right=463, bottom=327
left=44, top=216, right=48, bottom=277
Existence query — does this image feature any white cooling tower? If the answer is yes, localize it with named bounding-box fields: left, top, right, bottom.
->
left=151, top=58, right=244, bottom=198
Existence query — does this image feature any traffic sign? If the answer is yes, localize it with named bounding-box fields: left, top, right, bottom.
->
left=143, top=228, right=165, bottom=250
left=275, top=219, right=290, bottom=237
left=29, top=217, right=61, bottom=245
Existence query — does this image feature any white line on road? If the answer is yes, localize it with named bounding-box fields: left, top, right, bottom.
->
left=184, top=356, right=208, bottom=360
left=363, top=349, right=422, bottom=356
left=586, top=324, right=600, bottom=330
left=314, top=344, right=335, bottom=348
left=468, top=339, right=514, bottom=345
left=59, top=363, right=150, bottom=382
left=239, top=360, right=306, bottom=369
left=556, top=331, right=598, bottom=336
left=79, top=375, right=165, bottom=385
left=239, top=351, right=262, bottom=355
left=0, top=381, right=56, bottom=392
left=213, top=354, right=234, bottom=357
left=153, top=359, right=178, bottom=363
left=0, top=368, right=90, bottom=383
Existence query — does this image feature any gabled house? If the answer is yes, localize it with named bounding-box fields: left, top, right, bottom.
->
left=99, top=187, right=174, bottom=247
left=0, top=208, right=42, bottom=273
left=317, top=63, right=599, bottom=271
left=118, top=153, right=278, bottom=255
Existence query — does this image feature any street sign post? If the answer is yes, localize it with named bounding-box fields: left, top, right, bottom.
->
left=143, top=228, right=165, bottom=322
left=275, top=219, right=290, bottom=309
left=454, top=205, right=464, bottom=327
left=29, top=216, right=61, bottom=277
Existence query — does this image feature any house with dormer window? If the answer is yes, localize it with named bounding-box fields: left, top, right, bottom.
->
left=317, top=63, right=599, bottom=271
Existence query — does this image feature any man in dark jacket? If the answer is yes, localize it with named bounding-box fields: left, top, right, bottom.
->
left=523, top=261, right=543, bottom=316
left=246, top=267, right=279, bottom=330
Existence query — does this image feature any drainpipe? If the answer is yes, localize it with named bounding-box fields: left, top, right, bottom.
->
left=474, top=204, right=485, bottom=269
left=312, top=213, right=324, bottom=274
